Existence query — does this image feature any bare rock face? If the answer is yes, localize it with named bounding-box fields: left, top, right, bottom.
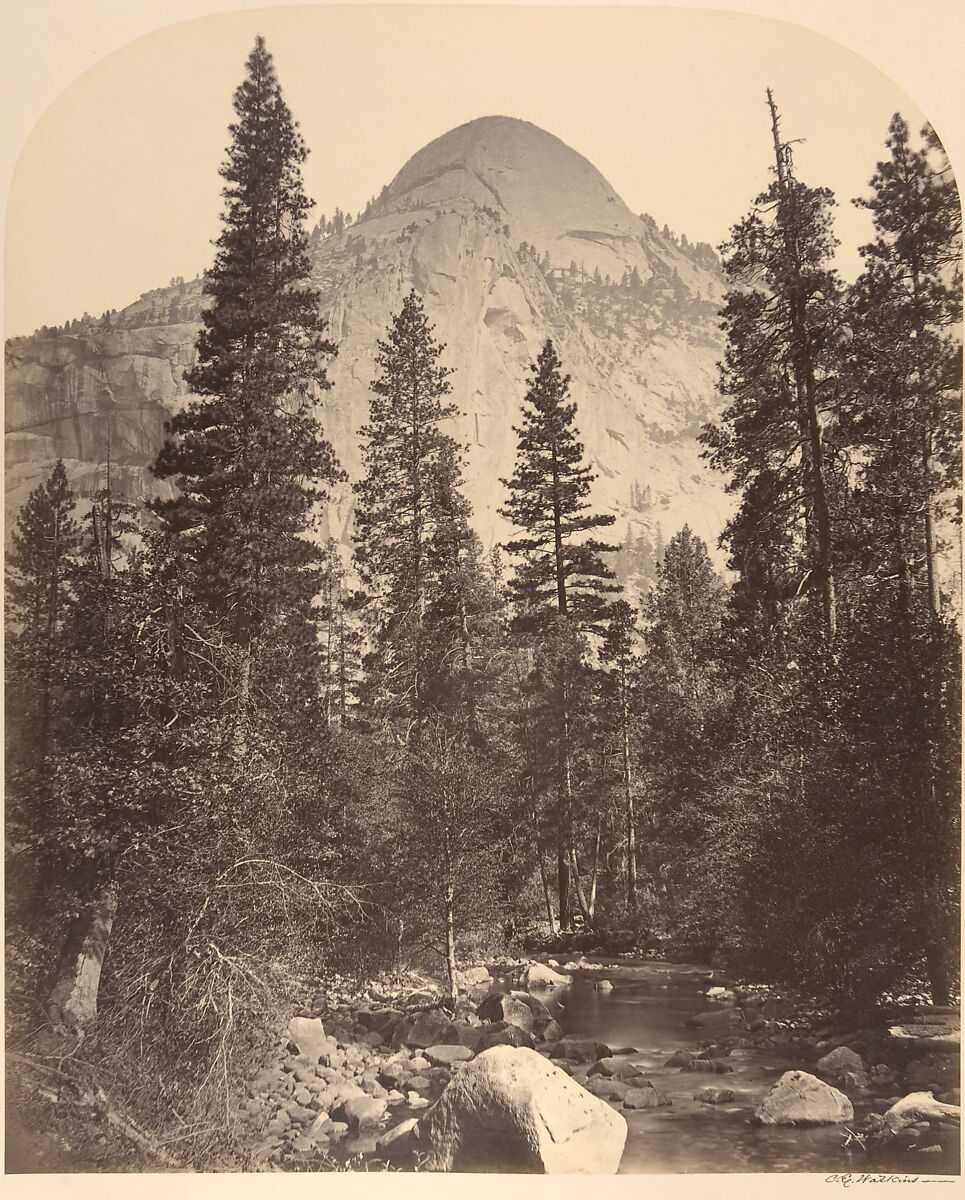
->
left=6, top=117, right=731, bottom=582
left=755, top=1070, right=854, bottom=1126
left=423, top=1045, right=627, bottom=1173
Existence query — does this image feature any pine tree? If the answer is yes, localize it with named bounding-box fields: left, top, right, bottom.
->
left=353, top=290, right=459, bottom=737
left=151, top=37, right=340, bottom=737
left=6, top=460, right=79, bottom=764
left=702, top=91, right=844, bottom=643
left=599, top=600, right=643, bottom=912
left=841, top=114, right=962, bottom=1003
left=845, top=114, right=962, bottom=623
left=500, top=339, right=620, bottom=927
left=500, top=339, right=620, bottom=633
left=639, top=528, right=727, bottom=933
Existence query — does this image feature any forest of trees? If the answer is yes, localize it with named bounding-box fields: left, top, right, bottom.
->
left=5, top=42, right=961, bottom=1149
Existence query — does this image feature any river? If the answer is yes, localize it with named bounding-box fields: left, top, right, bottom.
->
left=492, top=957, right=960, bottom=1176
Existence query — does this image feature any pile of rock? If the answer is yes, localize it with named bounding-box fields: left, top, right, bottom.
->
left=241, top=963, right=587, bottom=1168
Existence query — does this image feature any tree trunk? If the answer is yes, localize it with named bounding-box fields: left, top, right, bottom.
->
left=47, top=881, right=118, bottom=1029
left=569, top=846, right=592, bottom=926
left=767, top=88, right=837, bottom=645
left=922, top=429, right=942, bottom=621
left=587, top=819, right=602, bottom=920
left=557, top=842, right=571, bottom=932
left=530, top=803, right=559, bottom=937
left=620, top=668, right=637, bottom=912
left=442, top=794, right=459, bottom=1006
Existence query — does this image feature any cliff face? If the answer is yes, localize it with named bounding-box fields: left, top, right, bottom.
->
left=5, top=116, right=732, bottom=583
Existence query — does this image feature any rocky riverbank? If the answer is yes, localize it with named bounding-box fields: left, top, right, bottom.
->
left=235, top=959, right=960, bottom=1171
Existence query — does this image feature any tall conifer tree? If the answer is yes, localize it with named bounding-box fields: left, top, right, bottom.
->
left=152, top=37, right=339, bottom=731
left=500, top=339, right=620, bottom=927
left=702, top=92, right=844, bottom=643
left=353, top=290, right=463, bottom=738
left=6, top=460, right=79, bottom=765
left=500, top=339, right=620, bottom=631
left=841, top=114, right=962, bottom=1003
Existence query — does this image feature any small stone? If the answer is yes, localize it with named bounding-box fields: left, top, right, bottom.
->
left=552, top=1037, right=612, bottom=1063
left=408, top=1092, right=431, bottom=1109
left=624, top=1087, right=672, bottom=1110
left=379, top=1061, right=409, bottom=1088
left=424, top=1043, right=473, bottom=1067
left=539, top=1019, right=564, bottom=1044
left=343, top=1095, right=388, bottom=1128
left=307, top=1111, right=330, bottom=1136
left=683, top=1058, right=734, bottom=1074
left=698, top=1044, right=732, bottom=1060
left=695, top=1087, right=736, bottom=1104
left=585, top=1077, right=630, bottom=1101
left=479, top=1022, right=536, bottom=1051
left=376, top=1117, right=419, bottom=1150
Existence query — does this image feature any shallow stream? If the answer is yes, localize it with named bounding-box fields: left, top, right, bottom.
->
left=495, top=957, right=960, bottom=1176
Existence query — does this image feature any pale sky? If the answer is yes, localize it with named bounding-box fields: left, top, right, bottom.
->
left=2, top=3, right=950, bottom=337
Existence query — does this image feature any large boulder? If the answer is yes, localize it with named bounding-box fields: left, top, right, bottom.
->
left=877, top=1091, right=961, bottom=1134
left=423, top=1045, right=627, bottom=1173
left=546, top=1037, right=612, bottom=1064
left=521, top=963, right=571, bottom=989
left=394, top=1009, right=461, bottom=1049
left=476, top=992, right=536, bottom=1032
left=455, top=966, right=492, bottom=991
left=478, top=1021, right=536, bottom=1051
left=816, top=1045, right=867, bottom=1085
left=287, top=1017, right=328, bottom=1061
left=755, top=1071, right=854, bottom=1126
left=685, top=1008, right=743, bottom=1032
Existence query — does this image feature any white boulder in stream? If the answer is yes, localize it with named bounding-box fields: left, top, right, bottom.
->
left=755, top=1070, right=854, bottom=1125
left=424, top=1045, right=627, bottom=1173
left=521, top=962, right=571, bottom=989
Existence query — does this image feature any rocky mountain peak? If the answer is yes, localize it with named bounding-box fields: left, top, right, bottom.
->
left=6, top=116, right=732, bottom=591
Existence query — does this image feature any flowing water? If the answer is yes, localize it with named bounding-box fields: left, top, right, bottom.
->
left=495, top=957, right=960, bottom=1176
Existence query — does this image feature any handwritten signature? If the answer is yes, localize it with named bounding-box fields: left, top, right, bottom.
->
left=825, top=1175, right=953, bottom=1187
